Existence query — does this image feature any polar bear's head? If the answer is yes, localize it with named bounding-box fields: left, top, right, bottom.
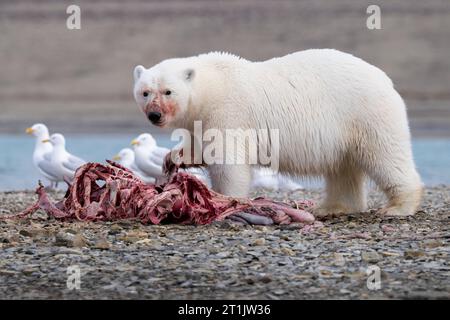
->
left=133, top=58, right=196, bottom=128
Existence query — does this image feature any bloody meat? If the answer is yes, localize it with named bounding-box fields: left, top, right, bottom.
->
left=4, top=161, right=314, bottom=225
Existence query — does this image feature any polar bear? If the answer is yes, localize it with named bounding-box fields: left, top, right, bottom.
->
left=133, top=49, right=422, bottom=217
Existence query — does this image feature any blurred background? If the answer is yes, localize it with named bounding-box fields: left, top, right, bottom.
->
left=1, top=0, right=449, bottom=189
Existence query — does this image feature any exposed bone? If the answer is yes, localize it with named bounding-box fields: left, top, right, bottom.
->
left=3, top=161, right=314, bottom=226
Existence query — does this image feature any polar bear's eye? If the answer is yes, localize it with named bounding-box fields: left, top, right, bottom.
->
left=165, top=90, right=172, bottom=96
left=143, top=91, right=149, bottom=97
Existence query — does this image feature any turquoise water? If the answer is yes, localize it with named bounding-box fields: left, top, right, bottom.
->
left=0, top=134, right=449, bottom=190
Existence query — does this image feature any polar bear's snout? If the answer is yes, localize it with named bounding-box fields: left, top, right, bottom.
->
left=143, top=102, right=163, bottom=125
left=142, top=96, right=179, bottom=127
left=142, top=101, right=166, bottom=126
left=147, top=111, right=162, bottom=124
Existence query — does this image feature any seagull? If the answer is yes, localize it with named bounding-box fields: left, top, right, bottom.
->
left=183, top=167, right=211, bottom=187
left=252, top=168, right=303, bottom=192
left=40, top=133, right=86, bottom=184
left=277, top=174, right=304, bottom=192
left=131, top=133, right=170, bottom=179
left=252, top=168, right=280, bottom=190
left=26, top=123, right=59, bottom=187
left=113, top=148, right=155, bottom=184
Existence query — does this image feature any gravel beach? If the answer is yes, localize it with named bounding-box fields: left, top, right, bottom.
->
left=0, top=187, right=449, bottom=299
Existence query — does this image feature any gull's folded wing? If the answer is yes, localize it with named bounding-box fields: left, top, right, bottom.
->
left=152, top=146, right=170, bottom=159
left=36, top=160, right=60, bottom=181
left=137, top=157, right=163, bottom=177
left=64, top=154, right=86, bottom=171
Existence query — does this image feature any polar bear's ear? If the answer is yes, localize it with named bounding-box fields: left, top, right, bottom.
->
left=134, top=65, right=145, bottom=82
left=184, top=68, right=195, bottom=82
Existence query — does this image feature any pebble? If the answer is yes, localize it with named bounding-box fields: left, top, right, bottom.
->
left=333, top=253, right=346, bottom=266
left=108, top=224, right=123, bottom=235
left=361, top=251, right=382, bottom=263
left=381, top=224, right=396, bottom=233
left=252, top=238, right=266, bottom=246
left=259, top=275, right=272, bottom=283
left=135, top=239, right=152, bottom=246
left=93, top=239, right=111, bottom=250
left=404, top=250, right=425, bottom=259
left=54, top=232, right=87, bottom=248
left=19, top=229, right=33, bottom=237
left=281, top=247, right=295, bottom=256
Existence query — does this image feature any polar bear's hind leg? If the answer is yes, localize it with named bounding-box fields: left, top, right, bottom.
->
left=361, top=139, right=423, bottom=217
left=372, top=163, right=423, bottom=216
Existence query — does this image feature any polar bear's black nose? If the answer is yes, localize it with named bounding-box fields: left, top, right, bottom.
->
left=147, top=112, right=162, bottom=123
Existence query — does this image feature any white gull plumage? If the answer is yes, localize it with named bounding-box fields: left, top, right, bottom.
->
left=39, top=133, right=86, bottom=183
left=113, top=148, right=155, bottom=184
left=131, top=133, right=170, bottom=180
left=252, top=168, right=303, bottom=192
left=26, top=123, right=59, bottom=187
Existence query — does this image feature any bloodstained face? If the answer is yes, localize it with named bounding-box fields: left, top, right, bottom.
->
left=138, top=86, right=179, bottom=127
left=133, top=62, right=194, bottom=128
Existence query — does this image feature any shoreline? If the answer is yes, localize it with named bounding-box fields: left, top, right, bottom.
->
left=1, top=99, right=449, bottom=137
left=0, top=186, right=449, bottom=299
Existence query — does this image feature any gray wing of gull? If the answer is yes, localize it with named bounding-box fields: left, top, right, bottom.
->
left=129, top=163, right=155, bottom=183
left=68, top=154, right=85, bottom=166
left=42, top=152, right=52, bottom=162
left=148, top=152, right=164, bottom=167
left=137, top=157, right=163, bottom=177
left=62, top=154, right=86, bottom=171
left=152, top=146, right=170, bottom=159
left=36, top=160, right=60, bottom=181
left=130, top=162, right=144, bottom=174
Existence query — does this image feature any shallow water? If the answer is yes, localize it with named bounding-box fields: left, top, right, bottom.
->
left=0, top=134, right=449, bottom=191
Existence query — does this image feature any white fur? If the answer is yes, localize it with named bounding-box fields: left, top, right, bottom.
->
left=134, top=49, right=423, bottom=216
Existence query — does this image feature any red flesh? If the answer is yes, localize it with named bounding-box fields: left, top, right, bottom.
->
left=4, top=161, right=315, bottom=226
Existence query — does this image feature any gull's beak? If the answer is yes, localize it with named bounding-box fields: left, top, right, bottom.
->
left=131, top=139, right=139, bottom=146
left=25, top=127, right=34, bottom=134
left=112, top=155, right=121, bottom=161
left=42, top=139, right=50, bottom=143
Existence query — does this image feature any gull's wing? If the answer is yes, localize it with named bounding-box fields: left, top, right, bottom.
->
left=138, top=174, right=156, bottom=184
left=278, top=176, right=303, bottom=191
left=148, top=151, right=164, bottom=167
left=42, top=151, right=52, bottom=162
left=143, top=146, right=169, bottom=168
left=129, top=162, right=143, bottom=174
left=62, top=154, right=86, bottom=171
left=251, top=169, right=279, bottom=190
left=136, top=156, right=163, bottom=177
left=129, top=162, right=156, bottom=184
left=36, top=160, right=60, bottom=181
left=152, top=146, right=170, bottom=159
left=68, top=154, right=85, bottom=166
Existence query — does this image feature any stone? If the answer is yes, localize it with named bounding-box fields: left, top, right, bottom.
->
left=93, top=239, right=111, bottom=250
left=333, top=253, right=346, bottom=266
left=252, top=238, right=266, bottom=246
left=361, top=251, right=381, bottom=263
left=54, top=232, right=87, bottom=248
left=404, top=250, right=425, bottom=259
left=281, top=247, right=295, bottom=256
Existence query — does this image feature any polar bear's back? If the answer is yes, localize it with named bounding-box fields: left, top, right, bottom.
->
left=258, top=49, right=393, bottom=96
left=224, top=49, right=409, bottom=174
left=244, top=48, right=403, bottom=129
